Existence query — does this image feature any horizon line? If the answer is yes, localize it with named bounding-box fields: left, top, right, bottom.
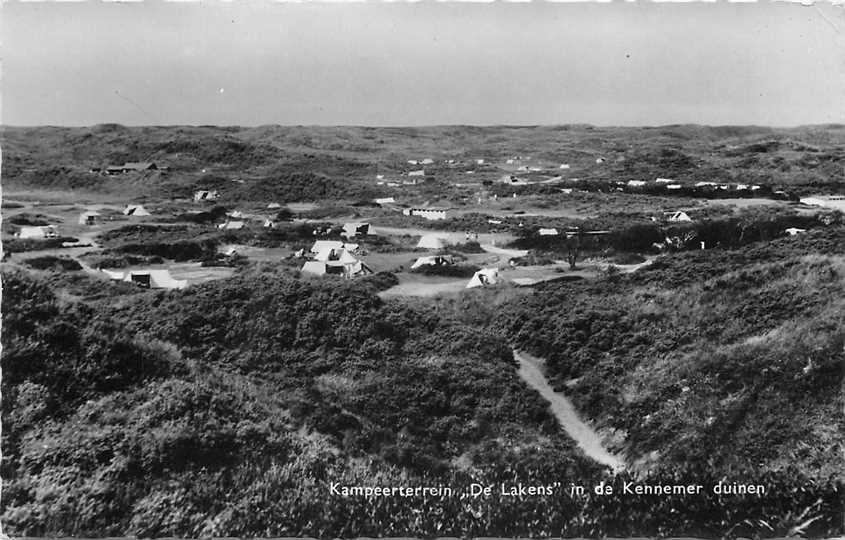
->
left=4, top=122, right=845, bottom=130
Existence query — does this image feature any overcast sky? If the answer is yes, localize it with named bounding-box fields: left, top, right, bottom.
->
left=3, top=1, right=843, bottom=127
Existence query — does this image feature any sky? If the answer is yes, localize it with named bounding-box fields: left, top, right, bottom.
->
left=2, top=1, right=844, bottom=127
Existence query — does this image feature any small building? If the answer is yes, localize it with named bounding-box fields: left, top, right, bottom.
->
left=403, top=208, right=449, bottom=221
left=78, top=211, right=101, bottom=226
left=695, top=182, right=717, bottom=188
left=123, top=204, right=151, bottom=217
left=595, top=157, right=605, bottom=164
left=666, top=184, right=683, bottom=190
left=627, top=180, right=647, bottom=187
left=267, top=202, right=282, bottom=209
left=784, top=228, right=806, bottom=236
left=374, top=197, right=396, bottom=205
left=408, top=170, right=425, bottom=177
left=655, top=178, right=673, bottom=184
left=560, top=164, right=570, bottom=169
left=17, top=225, right=58, bottom=240
left=799, top=195, right=845, bottom=212
left=420, top=158, right=434, bottom=165
left=106, top=162, right=158, bottom=175
left=466, top=268, right=499, bottom=289
left=122, top=162, right=158, bottom=172
left=476, top=159, right=485, bottom=165
left=538, top=228, right=559, bottom=236
left=194, top=190, right=219, bottom=202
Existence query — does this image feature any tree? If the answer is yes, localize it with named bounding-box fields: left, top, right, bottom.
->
left=564, top=228, right=582, bottom=270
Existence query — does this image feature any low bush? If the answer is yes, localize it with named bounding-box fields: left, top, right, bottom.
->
left=21, top=256, right=83, bottom=272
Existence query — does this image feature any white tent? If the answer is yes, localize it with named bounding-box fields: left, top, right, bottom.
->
left=784, top=228, right=806, bottom=236
left=301, top=257, right=372, bottom=279
left=102, top=268, right=187, bottom=289
left=538, top=228, right=559, bottom=236
left=267, top=202, right=282, bottom=209
left=311, top=240, right=344, bottom=253
left=667, top=211, right=692, bottom=222
left=559, top=164, right=570, bottom=169
left=78, top=211, right=101, bottom=225
left=315, top=247, right=358, bottom=263
left=411, top=255, right=450, bottom=269
left=466, top=268, right=499, bottom=289
left=123, top=205, right=151, bottom=217
left=416, top=234, right=448, bottom=250
left=193, top=190, right=219, bottom=201
left=218, top=220, right=245, bottom=230
left=342, top=222, right=372, bottom=238
left=17, top=225, right=58, bottom=239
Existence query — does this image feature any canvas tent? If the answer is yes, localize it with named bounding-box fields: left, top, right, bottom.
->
left=466, top=268, right=499, bottom=289
left=102, top=268, right=187, bottom=289
left=667, top=211, right=692, bottom=223
left=218, top=220, right=245, bottom=230
left=17, top=225, right=58, bottom=240
left=267, top=202, right=281, bottom=209
left=310, top=240, right=358, bottom=254
left=301, top=253, right=373, bottom=279
left=538, top=228, right=559, bottom=236
left=194, top=190, right=219, bottom=201
left=123, top=205, right=151, bottom=217
left=78, top=211, right=101, bottom=225
left=416, top=234, right=448, bottom=250
left=411, top=255, right=451, bottom=269
left=342, top=222, right=374, bottom=238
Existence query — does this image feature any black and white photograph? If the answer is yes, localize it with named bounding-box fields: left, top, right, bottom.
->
left=1, top=1, right=844, bottom=538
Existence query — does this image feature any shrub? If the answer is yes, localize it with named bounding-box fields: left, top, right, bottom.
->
left=21, top=256, right=83, bottom=272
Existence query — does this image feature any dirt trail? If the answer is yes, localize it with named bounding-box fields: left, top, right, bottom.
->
left=513, top=349, right=625, bottom=472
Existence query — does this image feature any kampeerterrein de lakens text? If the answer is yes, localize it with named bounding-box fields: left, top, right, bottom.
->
left=328, top=481, right=767, bottom=499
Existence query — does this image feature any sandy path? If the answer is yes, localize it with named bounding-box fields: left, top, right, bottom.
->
left=513, top=349, right=625, bottom=472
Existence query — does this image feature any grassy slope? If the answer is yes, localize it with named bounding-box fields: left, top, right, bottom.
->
left=499, top=228, right=845, bottom=479
left=3, top=125, right=845, bottom=201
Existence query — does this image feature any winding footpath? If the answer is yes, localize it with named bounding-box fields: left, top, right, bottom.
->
left=513, top=349, right=625, bottom=473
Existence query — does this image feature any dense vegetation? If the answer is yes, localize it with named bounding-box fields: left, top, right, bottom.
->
left=1, top=268, right=603, bottom=537
left=3, top=125, right=844, bottom=204
left=497, top=227, right=845, bottom=481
